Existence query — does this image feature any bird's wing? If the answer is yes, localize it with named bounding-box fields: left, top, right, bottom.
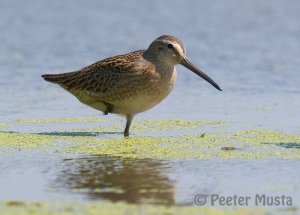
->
left=42, top=50, right=151, bottom=100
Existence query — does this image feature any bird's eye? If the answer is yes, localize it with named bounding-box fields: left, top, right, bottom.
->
left=167, top=43, right=174, bottom=49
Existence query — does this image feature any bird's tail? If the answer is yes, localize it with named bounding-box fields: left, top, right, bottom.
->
left=42, top=74, right=61, bottom=84
left=41, top=72, right=77, bottom=84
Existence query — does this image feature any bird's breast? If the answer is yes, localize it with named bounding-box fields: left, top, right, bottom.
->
left=113, top=68, right=177, bottom=114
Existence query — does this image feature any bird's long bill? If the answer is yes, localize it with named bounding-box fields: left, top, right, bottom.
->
left=180, top=57, right=222, bottom=91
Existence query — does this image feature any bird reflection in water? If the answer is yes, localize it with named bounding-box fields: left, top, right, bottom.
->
left=54, top=156, right=175, bottom=205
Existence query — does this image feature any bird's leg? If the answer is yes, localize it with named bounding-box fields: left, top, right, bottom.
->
left=103, top=102, right=113, bottom=115
left=124, top=114, right=134, bottom=137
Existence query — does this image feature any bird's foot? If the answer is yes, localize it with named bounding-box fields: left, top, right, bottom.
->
left=103, top=102, right=113, bottom=115
left=124, top=131, right=130, bottom=138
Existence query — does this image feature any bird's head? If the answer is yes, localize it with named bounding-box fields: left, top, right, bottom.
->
left=145, top=35, right=222, bottom=91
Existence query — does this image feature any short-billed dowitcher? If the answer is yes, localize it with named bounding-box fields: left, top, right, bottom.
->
left=42, top=35, right=221, bottom=137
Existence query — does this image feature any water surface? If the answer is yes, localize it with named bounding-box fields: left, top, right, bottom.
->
left=0, top=0, right=300, bottom=211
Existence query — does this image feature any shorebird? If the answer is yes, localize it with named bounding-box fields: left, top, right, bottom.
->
left=42, top=35, right=221, bottom=137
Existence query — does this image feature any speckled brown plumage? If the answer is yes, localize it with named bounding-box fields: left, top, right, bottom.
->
left=44, top=51, right=143, bottom=95
left=42, top=35, right=221, bottom=137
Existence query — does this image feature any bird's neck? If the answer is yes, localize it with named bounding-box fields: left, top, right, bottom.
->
left=143, top=50, right=175, bottom=81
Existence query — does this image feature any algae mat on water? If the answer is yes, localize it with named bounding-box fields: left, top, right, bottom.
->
left=68, top=129, right=300, bottom=160
left=0, top=200, right=268, bottom=215
left=0, top=122, right=7, bottom=129
left=16, top=117, right=106, bottom=124
left=1, top=117, right=300, bottom=160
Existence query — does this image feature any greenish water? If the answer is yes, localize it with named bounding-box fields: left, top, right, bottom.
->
left=1, top=0, right=300, bottom=214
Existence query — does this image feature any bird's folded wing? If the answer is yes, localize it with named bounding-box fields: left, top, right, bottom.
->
left=42, top=50, right=151, bottom=99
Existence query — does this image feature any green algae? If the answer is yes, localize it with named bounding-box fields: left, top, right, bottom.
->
left=2, top=118, right=300, bottom=160
left=0, top=123, right=7, bottom=129
left=73, top=119, right=228, bottom=133
left=17, top=117, right=105, bottom=124
left=0, top=200, right=267, bottom=215
left=67, top=129, right=300, bottom=160
left=130, top=119, right=227, bottom=132
left=1, top=129, right=300, bottom=160
left=0, top=132, right=58, bottom=149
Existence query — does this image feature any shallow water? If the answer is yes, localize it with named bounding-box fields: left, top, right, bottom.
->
left=1, top=154, right=299, bottom=207
left=1, top=0, right=300, bottom=212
